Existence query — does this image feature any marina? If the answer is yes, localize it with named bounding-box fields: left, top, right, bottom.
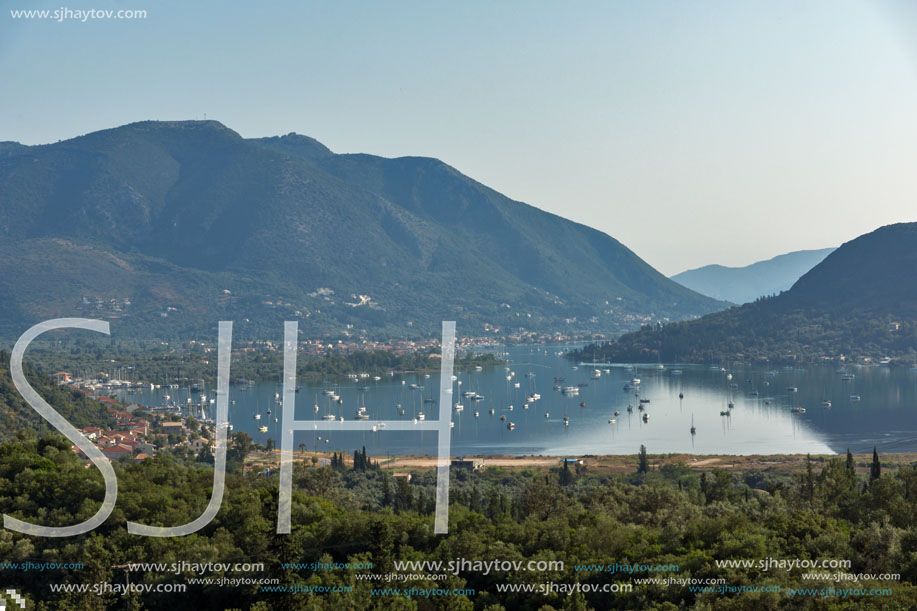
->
left=110, top=346, right=917, bottom=456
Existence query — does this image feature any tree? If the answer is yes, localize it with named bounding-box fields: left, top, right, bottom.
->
left=638, top=445, right=649, bottom=475
left=846, top=448, right=856, bottom=480
left=871, top=447, right=881, bottom=481
left=805, top=453, right=815, bottom=500
left=559, top=460, right=573, bottom=486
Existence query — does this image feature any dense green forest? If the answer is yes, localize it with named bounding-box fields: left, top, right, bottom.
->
left=1, top=428, right=916, bottom=609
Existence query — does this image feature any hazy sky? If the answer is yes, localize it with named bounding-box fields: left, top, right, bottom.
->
left=2, top=0, right=916, bottom=275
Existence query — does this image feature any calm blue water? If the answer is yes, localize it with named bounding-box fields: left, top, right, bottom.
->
left=113, top=346, right=917, bottom=456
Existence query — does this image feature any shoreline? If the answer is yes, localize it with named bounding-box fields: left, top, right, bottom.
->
left=246, top=450, right=917, bottom=474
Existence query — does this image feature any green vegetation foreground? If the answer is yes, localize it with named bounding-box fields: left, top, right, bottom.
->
left=1, top=430, right=917, bottom=609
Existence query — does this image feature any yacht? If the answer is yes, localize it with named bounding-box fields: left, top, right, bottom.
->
left=790, top=406, right=806, bottom=413
left=506, top=422, right=515, bottom=430
left=822, top=400, right=832, bottom=408
left=642, top=413, right=649, bottom=422
left=417, top=412, right=425, bottom=421
left=322, top=413, right=336, bottom=421
left=259, top=425, right=268, bottom=433
left=690, top=415, right=696, bottom=435
left=608, top=418, right=616, bottom=424
left=614, top=410, right=620, bottom=416
left=563, top=416, right=569, bottom=426
left=787, top=387, right=798, bottom=393
left=850, top=395, right=861, bottom=401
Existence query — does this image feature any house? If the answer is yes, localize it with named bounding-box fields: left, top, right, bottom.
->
left=53, top=372, right=72, bottom=385
left=101, top=444, right=133, bottom=460
left=450, top=458, right=484, bottom=472
left=188, top=437, right=210, bottom=452
left=134, top=453, right=153, bottom=461
left=136, top=442, right=157, bottom=456
left=161, top=421, right=184, bottom=434
left=80, top=426, right=103, bottom=441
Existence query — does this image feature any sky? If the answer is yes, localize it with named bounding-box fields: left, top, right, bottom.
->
left=2, top=0, right=916, bottom=275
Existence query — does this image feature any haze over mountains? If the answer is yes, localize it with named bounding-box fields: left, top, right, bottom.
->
left=0, top=120, right=726, bottom=340
left=671, top=248, right=836, bottom=305
left=581, top=223, right=917, bottom=363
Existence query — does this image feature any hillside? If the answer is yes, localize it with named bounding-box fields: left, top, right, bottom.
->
left=671, top=247, right=835, bottom=304
left=0, top=121, right=726, bottom=340
left=573, top=223, right=917, bottom=364
left=0, top=352, right=113, bottom=441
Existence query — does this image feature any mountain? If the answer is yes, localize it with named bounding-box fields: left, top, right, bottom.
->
left=574, top=223, right=917, bottom=364
left=0, top=121, right=726, bottom=340
left=671, top=248, right=835, bottom=304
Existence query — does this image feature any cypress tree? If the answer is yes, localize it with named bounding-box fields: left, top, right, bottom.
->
left=870, top=446, right=881, bottom=481
left=846, top=448, right=856, bottom=480
left=805, top=454, right=815, bottom=500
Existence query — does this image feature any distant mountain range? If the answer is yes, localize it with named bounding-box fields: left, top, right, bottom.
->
left=671, top=248, right=836, bottom=304
left=0, top=121, right=726, bottom=340
left=573, top=223, right=917, bottom=364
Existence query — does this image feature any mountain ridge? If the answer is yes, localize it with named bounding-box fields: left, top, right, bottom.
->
left=671, top=247, right=836, bottom=304
left=575, top=223, right=917, bottom=364
left=0, top=120, right=726, bottom=340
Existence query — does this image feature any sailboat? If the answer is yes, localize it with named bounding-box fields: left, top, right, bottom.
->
left=690, top=415, right=696, bottom=435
